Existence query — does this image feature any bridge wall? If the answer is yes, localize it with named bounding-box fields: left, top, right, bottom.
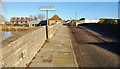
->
left=2, top=26, right=46, bottom=67
left=48, top=23, right=61, bottom=39
left=0, top=26, right=3, bottom=68
left=2, top=23, right=61, bottom=67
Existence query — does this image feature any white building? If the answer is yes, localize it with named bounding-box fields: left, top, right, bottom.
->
left=29, top=20, right=41, bottom=26
left=75, top=20, right=85, bottom=26
left=85, top=19, right=100, bottom=23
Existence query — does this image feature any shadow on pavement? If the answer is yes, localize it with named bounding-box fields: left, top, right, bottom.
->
left=88, top=42, right=120, bottom=56
left=79, top=23, right=120, bottom=56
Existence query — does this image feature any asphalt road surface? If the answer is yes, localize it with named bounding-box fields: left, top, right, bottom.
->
left=68, top=26, right=120, bottom=68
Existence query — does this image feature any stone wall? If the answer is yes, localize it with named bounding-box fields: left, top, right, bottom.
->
left=0, top=26, right=3, bottom=68
left=48, top=23, right=61, bottom=39
left=0, top=27, right=2, bottom=68
left=2, top=23, right=61, bottom=67
left=2, top=26, right=46, bottom=67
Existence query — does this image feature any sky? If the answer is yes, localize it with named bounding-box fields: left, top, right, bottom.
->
left=2, top=0, right=119, bottom=2
left=2, top=2, right=119, bottom=21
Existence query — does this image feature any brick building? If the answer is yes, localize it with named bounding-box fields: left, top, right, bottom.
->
left=10, top=17, right=40, bottom=25
left=49, top=14, right=62, bottom=25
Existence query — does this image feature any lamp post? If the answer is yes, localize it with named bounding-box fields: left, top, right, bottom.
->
left=40, top=6, right=55, bottom=40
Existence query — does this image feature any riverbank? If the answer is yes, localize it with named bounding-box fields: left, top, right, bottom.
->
left=2, top=26, right=39, bottom=47
left=2, top=26, right=31, bottom=31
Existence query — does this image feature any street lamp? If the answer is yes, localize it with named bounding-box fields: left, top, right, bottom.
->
left=40, top=6, right=55, bottom=40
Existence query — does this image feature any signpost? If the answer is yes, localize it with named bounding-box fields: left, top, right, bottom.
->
left=40, top=6, right=55, bottom=40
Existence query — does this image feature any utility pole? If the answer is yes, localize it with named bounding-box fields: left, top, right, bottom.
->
left=74, top=12, right=77, bottom=26
left=75, top=12, right=77, bottom=20
left=46, top=10, right=49, bottom=39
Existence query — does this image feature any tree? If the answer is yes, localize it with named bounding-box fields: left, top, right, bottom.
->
left=99, top=18, right=107, bottom=24
left=118, top=19, right=120, bottom=24
left=104, top=19, right=117, bottom=24
left=37, top=14, right=45, bottom=20
left=0, top=14, right=4, bottom=22
left=29, top=15, right=34, bottom=21
left=29, top=15, right=33, bottom=18
left=79, top=18, right=85, bottom=20
left=99, top=18, right=118, bottom=24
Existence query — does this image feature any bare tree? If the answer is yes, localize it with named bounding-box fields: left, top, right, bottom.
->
left=0, top=0, right=6, bottom=23
left=37, top=14, right=45, bottom=20
left=0, top=14, right=4, bottom=23
left=29, top=15, right=33, bottom=18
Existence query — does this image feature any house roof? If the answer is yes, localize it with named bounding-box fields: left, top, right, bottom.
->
left=29, top=20, right=40, bottom=24
left=49, top=15, right=62, bottom=20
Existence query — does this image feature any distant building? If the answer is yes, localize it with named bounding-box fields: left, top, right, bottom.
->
left=10, top=17, right=40, bottom=25
left=49, top=14, right=62, bottom=25
left=84, top=19, right=100, bottom=23
left=29, top=20, right=47, bottom=26
left=25, top=15, right=62, bottom=26
left=66, top=20, right=72, bottom=25
left=75, top=19, right=85, bottom=26
left=66, top=20, right=82, bottom=26
left=67, top=18, right=99, bottom=26
left=29, top=20, right=40, bottom=26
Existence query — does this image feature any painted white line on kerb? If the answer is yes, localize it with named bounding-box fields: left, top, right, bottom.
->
left=67, top=26, right=79, bottom=68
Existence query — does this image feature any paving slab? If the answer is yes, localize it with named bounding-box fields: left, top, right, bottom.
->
left=30, top=25, right=77, bottom=67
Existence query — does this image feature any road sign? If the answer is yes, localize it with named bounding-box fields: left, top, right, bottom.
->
left=40, top=6, right=55, bottom=40
left=40, top=6, right=55, bottom=11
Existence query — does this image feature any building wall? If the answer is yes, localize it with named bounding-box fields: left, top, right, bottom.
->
left=49, top=20, right=61, bottom=25
left=85, top=19, right=100, bottom=23
left=76, top=20, right=85, bottom=26
left=10, top=17, right=37, bottom=25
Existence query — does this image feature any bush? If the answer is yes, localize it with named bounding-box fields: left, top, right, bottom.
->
left=13, top=23, right=20, bottom=26
left=4, top=22, right=12, bottom=26
left=99, top=19, right=118, bottom=24
left=118, top=20, right=120, bottom=24
left=104, top=19, right=117, bottom=24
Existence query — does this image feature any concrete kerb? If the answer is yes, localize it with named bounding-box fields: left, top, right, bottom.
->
left=67, top=26, right=79, bottom=68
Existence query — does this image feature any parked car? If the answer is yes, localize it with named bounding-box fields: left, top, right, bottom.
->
left=37, top=20, right=47, bottom=26
left=21, top=23, right=29, bottom=27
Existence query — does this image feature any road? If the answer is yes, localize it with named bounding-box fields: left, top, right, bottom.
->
left=69, top=26, right=120, bottom=67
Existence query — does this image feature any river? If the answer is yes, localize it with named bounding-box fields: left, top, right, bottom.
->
left=0, top=32, right=13, bottom=40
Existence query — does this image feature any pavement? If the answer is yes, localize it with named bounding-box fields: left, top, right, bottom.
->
left=29, top=25, right=77, bottom=68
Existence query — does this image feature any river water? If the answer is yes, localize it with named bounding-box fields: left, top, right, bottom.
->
left=0, top=32, right=13, bottom=40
